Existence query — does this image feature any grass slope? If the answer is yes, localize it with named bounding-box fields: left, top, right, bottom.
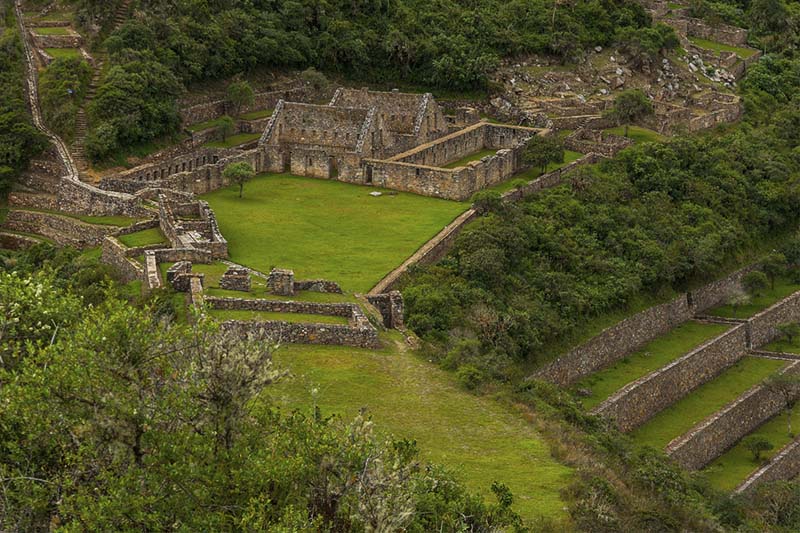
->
left=33, top=27, right=71, bottom=35
left=704, top=409, right=800, bottom=491
left=202, top=174, right=469, bottom=293
left=576, top=321, right=730, bottom=410
left=631, top=356, right=787, bottom=450
left=269, top=337, right=571, bottom=522
left=706, top=277, right=800, bottom=318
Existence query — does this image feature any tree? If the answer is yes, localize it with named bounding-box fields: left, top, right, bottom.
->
left=226, top=80, right=254, bottom=117
left=778, top=323, right=800, bottom=347
left=743, top=270, right=770, bottom=297
left=524, top=135, right=565, bottom=174
left=762, top=252, right=787, bottom=289
left=216, top=115, right=235, bottom=141
left=765, top=372, right=800, bottom=437
left=223, top=161, right=255, bottom=198
left=607, top=90, right=653, bottom=137
left=743, top=435, right=774, bottom=462
left=728, top=289, right=751, bottom=318
left=616, top=24, right=680, bottom=70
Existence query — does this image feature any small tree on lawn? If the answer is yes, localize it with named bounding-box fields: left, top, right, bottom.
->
left=743, top=435, right=774, bottom=462
left=223, top=162, right=255, bottom=198
left=743, top=270, right=769, bottom=298
left=778, top=323, right=800, bottom=348
left=227, top=80, right=254, bottom=117
left=523, top=135, right=565, bottom=174
left=762, top=252, right=787, bottom=290
left=217, top=115, right=236, bottom=142
left=606, top=89, right=653, bottom=138
left=728, top=289, right=751, bottom=318
left=764, top=372, right=800, bottom=438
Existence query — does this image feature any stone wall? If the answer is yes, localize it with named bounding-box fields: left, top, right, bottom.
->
left=4, top=210, right=118, bottom=249
left=366, top=291, right=405, bottom=328
left=565, top=129, right=634, bottom=157
left=0, top=232, right=40, bottom=250
left=31, top=31, right=82, bottom=48
left=593, top=324, right=749, bottom=432
left=294, top=279, right=343, bottom=294
left=57, top=178, right=152, bottom=218
left=179, top=87, right=307, bottom=126
left=667, top=361, right=800, bottom=470
left=7, top=191, right=59, bottom=211
left=207, top=296, right=359, bottom=319
left=737, top=437, right=800, bottom=492
left=750, top=291, right=800, bottom=347
left=535, top=263, right=761, bottom=386
left=101, top=236, right=145, bottom=283
left=220, top=319, right=380, bottom=349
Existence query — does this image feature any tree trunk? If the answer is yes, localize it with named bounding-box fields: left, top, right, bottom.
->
left=239, top=182, right=243, bottom=198
left=624, top=124, right=630, bottom=138
left=788, top=407, right=794, bottom=437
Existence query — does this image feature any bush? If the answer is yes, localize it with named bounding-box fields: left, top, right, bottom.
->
left=457, top=364, right=486, bottom=390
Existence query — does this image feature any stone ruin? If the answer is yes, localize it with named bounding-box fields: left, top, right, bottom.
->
left=219, top=265, right=251, bottom=292
left=166, top=261, right=204, bottom=292
left=367, top=291, right=405, bottom=329
left=159, top=191, right=228, bottom=259
left=267, top=267, right=343, bottom=297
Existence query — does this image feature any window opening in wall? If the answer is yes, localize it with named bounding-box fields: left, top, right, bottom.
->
left=365, top=165, right=373, bottom=184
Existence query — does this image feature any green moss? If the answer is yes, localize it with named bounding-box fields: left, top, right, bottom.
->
left=205, top=286, right=354, bottom=303
left=631, top=356, right=788, bottom=450
left=575, top=321, right=731, bottom=410
left=269, top=339, right=571, bottom=521
left=201, top=173, right=469, bottom=293
left=117, top=228, right=168, bottom=248
left=442, top=149, right=498, bottom=169
left=706, top=277, right=800, bottom=318
left=704, top=409, right=800, bottom=491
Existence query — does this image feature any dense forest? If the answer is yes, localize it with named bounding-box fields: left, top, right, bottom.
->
left=402, top=54, right=800, bottom=387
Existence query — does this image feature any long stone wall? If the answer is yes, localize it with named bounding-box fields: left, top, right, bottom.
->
left=750, top=291, right=800, bottom=347
left=535, top=263, right=761, bottom=386
left=206, top=296, right=358, bottom=319
left=593, top=324, right=749, bottom=432
left=220, top=319, right=380, bottom=349
left=179, top=87, right=307, bottom=126
left=666, top=361, right=800, bottom=470
left=4, top=210, right=119, bottom=249
left=736, top=438, right=800, bottom=493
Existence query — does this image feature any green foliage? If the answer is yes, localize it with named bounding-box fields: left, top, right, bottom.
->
left=607, top=89, right=654, bottom=135
left=616, top=23, right=680, bottom=69
left=38, top=57, right=92, bottom=139
left=216, top=114, right=235, bottom=141
left=222, top=161, right=255, bottom=198
left=743, top=270, right=769, bottom=296
left=524, top=135, right=565, bottom=173
left=226, top=80, right=254, bottom=116
left=0, top=22, right=47, bottom=191
left=742, top=435, right=774, bottom=461
left=778, top=322, right=800, bottom=344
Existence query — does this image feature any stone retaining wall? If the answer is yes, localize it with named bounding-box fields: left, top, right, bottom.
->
left=220, top=319, right=380, bottom=349
left=750, top=291, right=800, bottom=347
left=8, top=191, right=59, bottom=211
left=101, top=236, right=145, bottom=283
left=57, top=179, right=151, bottom=218
left=666, top=361, right=800, bottom=470
left=593, top=324, right=749, bottom=432
left=737, top=438, right=800, bottom=492
left=0, top=232, right=41, bottom=250
left=5, top=210, right=118, bottom=249
left=179, top=87, right=307, bottom=126
left=31, top=31, right=82, bottom=48
left=206, top=296, right=359, bottom=319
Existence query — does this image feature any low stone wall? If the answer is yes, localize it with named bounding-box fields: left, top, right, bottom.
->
left=206, top=296, right=358, bottom=319
left=101, top=236, right=145, bottom=283
left=220, top=319, right=380, bottom=349
left=667, top=361, right=800, bottom=470
left=4, top=210, right=118, bottom=249
left=31, top=31, right=82, bottom=48
left=500, top=154, right=602, bottom=203
left=593, top=324, right=749, bottom=432
left=7, top=191, right=59, bottom=211
left=57, top=179, right=151, bottom=218
left=565, top=129, right=634, bottom=157
left=736, top=438, right=800, bottom=493
left=113, top=218, right=160, bottom=237
left=294, top=279, right=343, bottom=294
left=367, top=291, right=404, bottom=328
left=0, top=232, right=41, bottom=250
left=152, top=247, right=212, bottom=264
left=750, top=292, right=800, bottom=347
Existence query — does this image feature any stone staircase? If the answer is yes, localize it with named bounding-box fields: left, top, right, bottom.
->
left=113, top=0, right=133, bottom=28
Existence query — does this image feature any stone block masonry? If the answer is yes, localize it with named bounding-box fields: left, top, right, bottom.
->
left=736, top=437, right=800, bottom=492
left=101, top=236, right=145, bottom=284
left=666, top=361, right=800, bottom=470
left=367, top=291, right=405, bottom=328
left=594, top=324, right=749, bottom=432
left=219, top=266, right=250, bottom=292
left=750, top=291, right=800, bottom=347
left=5, top=210, right=119, bottom=249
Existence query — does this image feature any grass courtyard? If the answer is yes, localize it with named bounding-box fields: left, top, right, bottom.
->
left=604, top=125, right=665, bottom=144
left=442, top=148, right=498, bottom=169
left=631, top=356, right=787, bottom=450
left=575, top=321, right=730, bottom=410
left=117, top=227, right=168, bottom=248
left=44, top=48, right=82, bottom=60
left=268, top=336, right=572, bottom=522
left=202, top=173, right=469, bottom=293
left=33, top=27, right=71, bottom=35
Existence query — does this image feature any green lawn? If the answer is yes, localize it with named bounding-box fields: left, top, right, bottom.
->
left=706, top=277, right=800, bottom=319
left=487, top=150, right=584, bottom=194
left=201, top=173, right=469, bottom=293
left=208, top=308, right=349, bottom=324
left=604, top=125, right=664, bottom=144
left=240, top=109, right=274, bottom=120
left=269, top=337, right=572, bottom=522
left=442, top=149, right=498, bottom=169
left=689, top=36, right=758, bottom=59
left=187, top=116, right=229, bottom=132
left=33, top=27, right=71, bottom=35
left=703, top=409, right=800, bottom=491
left=631, top=356, right=787, bottom=450
left=575, top=321, right=731, bottom=410
left=44, top=48, right=82, bottom=59
left=203, top=132, right=261, bottom=148
left=205, top=286, right=354, bottom=303
left=764, top=331, right=800, bottom=354
left=117, top=228, right=168, bottom=248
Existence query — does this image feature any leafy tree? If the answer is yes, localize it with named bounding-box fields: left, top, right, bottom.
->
left=607, top=90, right=653, bottom=137
left=223, top=161, right=255, bottom=198
left=749, top=0, right=789, bottom=36
left=729, top=289, right=751, bottom=318
left=38, top=57, right=92, bottom=139
left=743, top=270, right=770, bottom=297
left=778, top=323, right=800, bottom=346
left=524, top=135, right=565, bottom=174
left=765, top=372, right=800, bottom=437
left=743, top=435, right=774, bottom=461
left=762, top=251, right=787, bottom=289
left=217, top=115, right=236, bottom=141
left=616, top=24, right=680, bottom=70
left=299, top=67, right=329, bottom=91
left=226, top=80, right=254, bottom=117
